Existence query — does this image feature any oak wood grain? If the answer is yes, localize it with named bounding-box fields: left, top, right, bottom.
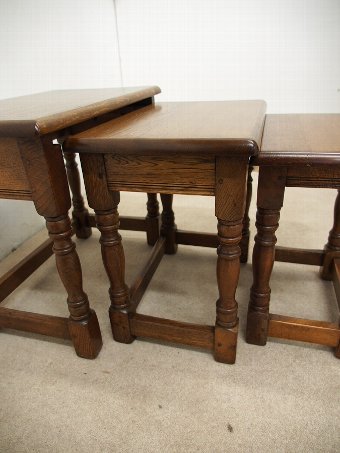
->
left=0, top=138, right=31, bottom=199
left=248, top=114, right=340, bottom=357
left=65, top=100, right=266, bottom=156
left=67, top=99, right=267, bottom=364
left=129, top=313, right=214, bottom=350
left=0, top=87, right=161, bottom=359
left=0, top=86, right=161, bottom=137
left=105, top=153, right=215, bottom=195
left=257, top=114, right=340, bottom=165
left=0, top=307, right=70, bottom=339
left=268, top=314, right=340, bottom=347
left=0, top=238, right=53, bottom=303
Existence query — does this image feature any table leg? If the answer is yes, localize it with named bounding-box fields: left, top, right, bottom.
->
left=240, top=165, right=253, bottom=263
left=214, top=157, right=249, bottom=363
left=160, top=193, right=178, bottom=254
left=46, top=215, right=102, bottom=357
left=215, top=219, right=243, bottom=363
left=246, top=166, right=286, bottom=346
left=320, top=189, right=340, bottom=280
left=145, top=193, right=160, bottom=246
left=63, top=151, right=92, bottom=239
left=79, top=152, right=133, bottom=343
left=95, top=205, right=133, bottom=343
left=18, top=137, right=102, bottom=358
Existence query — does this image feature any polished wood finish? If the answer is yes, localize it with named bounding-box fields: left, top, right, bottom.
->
left=145, top=193, right=161, bottom=246
left=247, top=114, right=340, bottom=356
left=240, top=166, right=253, bottom=263
left=0, top=138, right=32, bottom=200
left=175, top=230, right=218, bottom=248
left=0, top=238, right=53, bottom=303
left=0, top=307, right=70, bottom=339
left=105, top=153, right=216, bottom=195
left=254, top=114, right=340, bottom=165
left=130, top=237, right=166, bottom=311
left=0, top=86, right=160, bottom=137
left=0, top=86, right=160, bottom=358
left=275, top=246, right=324, bottom=266
left=268, top=314, right=340, bottom=347
left=63, top=151, right=92, bottom=239
left=160, top=194, right=177, bottom=254
left=68, top=100, right=266, bottom=364
left=129, top=313, right=215, bottom=350
left=66, top=100, right=265, bottom=156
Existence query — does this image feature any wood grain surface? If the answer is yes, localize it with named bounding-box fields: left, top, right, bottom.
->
left=105, top=153, right=215, bottom=195
left=65, top=100, right=266, bottom=156
left=0, top=138, right=31, bottom=199
left=257, top=114, right=340, bottom=165
left=0, top=86, right=160, bottom=137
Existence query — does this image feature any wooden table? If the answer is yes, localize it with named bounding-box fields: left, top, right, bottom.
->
left=65, top=100, right=266, bottom=363
left=247, top=114, right=340, bottom=357
left=0, top=86, right=160, bottom=359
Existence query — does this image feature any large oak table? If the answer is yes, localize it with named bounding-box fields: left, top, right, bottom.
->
left=65, top=100, right=266, bottom=363
left=0, top=86, right=160, bottom=358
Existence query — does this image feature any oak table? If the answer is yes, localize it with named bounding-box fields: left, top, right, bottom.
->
left=65, top=100, right=266, bottom=363
left=247, top=114, right=340, bottom=357
left=0, top=86, right=160, bottom=358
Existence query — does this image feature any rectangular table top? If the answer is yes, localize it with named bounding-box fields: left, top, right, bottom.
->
left=0, top=86, right=160, bottom=138
left=258, top=114, right=340, bottom=165
left=65, top=100, right=266, bottom=157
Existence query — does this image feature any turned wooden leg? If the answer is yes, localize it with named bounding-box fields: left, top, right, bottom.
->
left=160, top=193, right=178, bottom=254
left=46, top=215, right=102, bottom=358
left=246, top=207, right=281, bottom=345
left=321, top=190, right=340, bottom=357
left=63, top=151, right=92, bottom=239
left=145, top=193, right=160, bottom=246
left=214, top=219, right=243, bottom=364
left=246, top=166, right=286, bottom=346
left=240, top=166, right=253, bottom=263
left=95, top=205, right=133, bottom=344
left=213, top=157, right=250, bottom=364
left=320, top=190, right=340, bottom=280
left=80, top=153, right=133, bottom=343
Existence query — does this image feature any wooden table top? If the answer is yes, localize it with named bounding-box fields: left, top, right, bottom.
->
left=0, top=86, right=160, bottom=138
left=258, top=114, right=340, bottom=165
left=65, top=100, right=266, bottom=157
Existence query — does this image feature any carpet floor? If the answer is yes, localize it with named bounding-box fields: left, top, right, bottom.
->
left=0, top=174, right=339, bottom=452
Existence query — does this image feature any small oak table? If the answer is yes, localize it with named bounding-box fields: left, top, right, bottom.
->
left=65, top=100, right=266, bottom=363
left=0, top=86, right=160, bottom=358
left=247, top=114, right=340, bottom=357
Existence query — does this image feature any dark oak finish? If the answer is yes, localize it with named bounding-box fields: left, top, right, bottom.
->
left=129, top=237, right=166, bottom=311
left=0, top=86, right=161, bottom=137
left=66, top=100, right=266, bottom=364
left=0, top=307, right=70, bottom=339
left=129, top=313, right=215, bottom=350
left=247, top=114, right=340, bottom=356
left=0, top=238, right=53, bottom=303
left=0, top=86, right=160, bottom=358
left=66, top=100, right=265, bottom=156
left=64, top=151, right=92, bottom=239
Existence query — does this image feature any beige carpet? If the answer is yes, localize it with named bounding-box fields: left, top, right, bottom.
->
left=0, top=174, right=339, bottom=453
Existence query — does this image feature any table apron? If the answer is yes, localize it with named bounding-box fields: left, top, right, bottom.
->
left=104, top=153, right=216, bottom=195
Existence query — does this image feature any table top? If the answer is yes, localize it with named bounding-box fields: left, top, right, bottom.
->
left=0, top=86, right=160, bottom=138
left=65, top=100, right=266, bottom=157
left=258, top=114, right=340, bottom=165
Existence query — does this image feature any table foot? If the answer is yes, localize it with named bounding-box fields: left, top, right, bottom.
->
left=246, top=308, right=269, bottom=345
left=68, top=309, right=102, bottom=359
left=214, top=324, right=238, bottom=364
